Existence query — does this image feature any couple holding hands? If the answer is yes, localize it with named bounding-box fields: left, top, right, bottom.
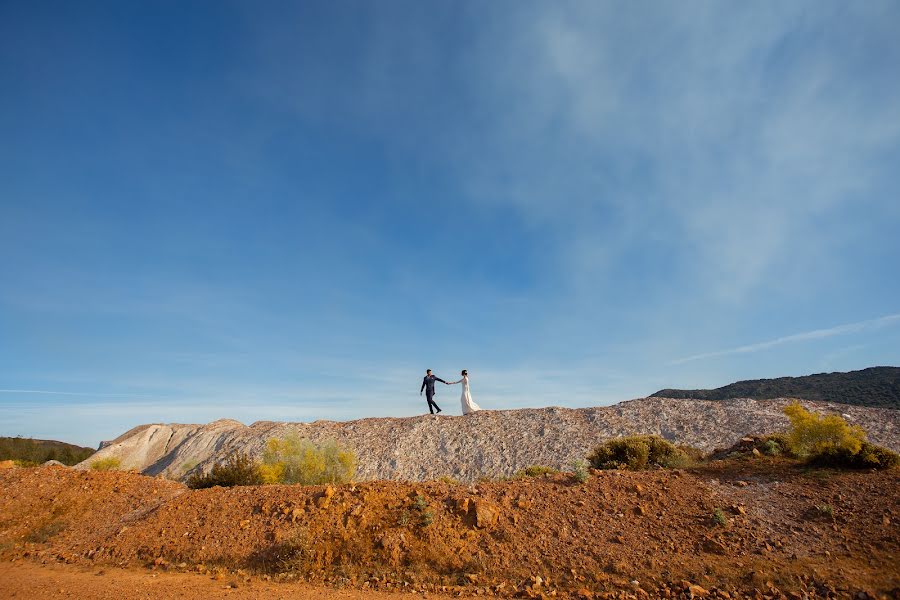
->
left=420, top=369, right=482, bottom=415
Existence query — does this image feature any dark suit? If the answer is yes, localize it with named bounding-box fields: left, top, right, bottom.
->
left=420, top=374, right=446, bottom=414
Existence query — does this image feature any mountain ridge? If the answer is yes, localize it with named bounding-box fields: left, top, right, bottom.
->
left=651, top=366, right=900, bottom=409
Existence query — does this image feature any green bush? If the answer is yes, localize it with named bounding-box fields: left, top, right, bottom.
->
left=762, top=435, right=790, bottom=456
left=712, top=509, right=727, bottom=527
left=259, top=434, right=356, bottom=485
left=588, top=435, right=695, bottom=470
left=412, top=494, right=433, bottom=527
left=90, top=457, right=121, bottom=471
left=186, top=451, right=262, bottom=489
left=514, top=465, right=558, bottom=478
left=571, top=459, right=590, bottom=484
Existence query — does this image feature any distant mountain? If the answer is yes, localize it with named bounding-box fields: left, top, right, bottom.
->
left=652, top=366, right=900, bottom=410
left=0, top=437, right=95, bottom=466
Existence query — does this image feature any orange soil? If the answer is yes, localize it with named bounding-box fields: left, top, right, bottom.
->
left=1, top=462, right=898, bottom=599
left=0, top=560, right=456, bottom=599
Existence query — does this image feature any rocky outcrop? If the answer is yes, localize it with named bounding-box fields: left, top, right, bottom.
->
left=77, top=397, right=900, bottom=482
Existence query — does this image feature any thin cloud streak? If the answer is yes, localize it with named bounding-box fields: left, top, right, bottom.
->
left=671, top=314, right=900, bottom=365
left=0, top=389, right=161, bottom=398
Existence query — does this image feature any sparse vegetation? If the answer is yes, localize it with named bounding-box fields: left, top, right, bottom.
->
left=436, top=475, right=460, bottom=485
left=762, top=435, right=787, bottom=456
left=0, top=436, right=94, bottom=466
left=571, top=459, right=590, bottom=484
left=412, top=494, right=433, bottom=527
left=90, top=457, right=122, bottom=471
left=783, top=402, right=898, bottom=469
left=514, top=465, right=558, bottom=478
left=25, top=521, right=66, bottom=543
left=588, top=435, right=696, bottom=470
left=398, top=510, right=411, bottom=527
left=712, top=509, right=727, bottom=527
left=259, top=434, right=356, bottom=485
left=185, top=451, right=262, bottom=489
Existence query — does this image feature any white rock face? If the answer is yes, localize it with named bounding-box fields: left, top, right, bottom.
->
left=77, top=397, right=900, bottom=482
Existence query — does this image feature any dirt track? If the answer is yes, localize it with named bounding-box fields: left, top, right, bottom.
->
left=0, top=560, right=448, bottom=599
left=1, top=462, right=899, bottom=598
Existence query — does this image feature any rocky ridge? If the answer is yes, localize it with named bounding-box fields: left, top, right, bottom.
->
left=78, top=397, right=900, bottom=482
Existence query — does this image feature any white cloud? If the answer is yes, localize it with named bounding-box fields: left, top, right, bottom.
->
left=671, top=313, right=900, bottom=364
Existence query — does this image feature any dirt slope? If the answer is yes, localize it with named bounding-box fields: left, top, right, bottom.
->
left=76, top=398, right=900, bottom=482
left=2, top=464, right=898, bottom=598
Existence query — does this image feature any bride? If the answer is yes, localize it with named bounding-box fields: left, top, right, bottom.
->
left=448, top=369, right=481, bottom=414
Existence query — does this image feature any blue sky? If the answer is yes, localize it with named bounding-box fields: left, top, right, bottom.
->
left=1, top=1, right=899, bottom=448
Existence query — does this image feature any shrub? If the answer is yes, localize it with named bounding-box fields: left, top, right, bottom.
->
left=186, top=451, right=262, bottom=489
left=25, top=521, right=66, bottom=543
left=514, top=465, right=558, bottom=478
left=762, top=435, right=789, bottom=456
left=783, top=402, right=866, bottom=458
left=571, top=459, right=590, bottom=484
left=783, top=402, right=898, bottom=469
left=412, top=494, right=433, bottom=527
left=260, top=434, right=356, bottom=485
left=436, top=475, right=460, bottom=485
left=712, top=509, right=727, bottom=527
left=90, top=457, right=121, bottom=471
left=806, top=441, right=899, bottom=470
left=588, top=435, right=695, bottom=470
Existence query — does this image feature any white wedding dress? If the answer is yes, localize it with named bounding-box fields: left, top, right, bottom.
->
left=451, top=375, right=481, bottom=415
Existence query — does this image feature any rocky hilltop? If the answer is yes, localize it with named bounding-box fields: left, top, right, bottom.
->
left=652, top=366, right=900, bottom=410
left=79, top=397, right=900, bottom=482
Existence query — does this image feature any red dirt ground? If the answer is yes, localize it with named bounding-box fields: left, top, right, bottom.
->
left=1, top=461, right=898, bottom=599
left=0, top=560, right=457, bottom=599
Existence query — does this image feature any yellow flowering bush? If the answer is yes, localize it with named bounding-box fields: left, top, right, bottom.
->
left=261, top=434, right=356, bottom=485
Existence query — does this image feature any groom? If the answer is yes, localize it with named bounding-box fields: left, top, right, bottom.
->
left=420, top=369, right=447, bottom=414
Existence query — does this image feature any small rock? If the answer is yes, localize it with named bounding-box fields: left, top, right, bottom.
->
left=474, top=499, right=500, bottom=528
left=688, top=584, right=709, bottom=597
left=702, top=538, right=727, bottom=555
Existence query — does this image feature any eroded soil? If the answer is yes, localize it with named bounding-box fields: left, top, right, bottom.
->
left=1, top=461, right=898, bottom=599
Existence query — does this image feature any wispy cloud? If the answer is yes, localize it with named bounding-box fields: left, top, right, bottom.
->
left=0, top=389, right=160, bottom=398
left=671, top=313, right=900, bottom=365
